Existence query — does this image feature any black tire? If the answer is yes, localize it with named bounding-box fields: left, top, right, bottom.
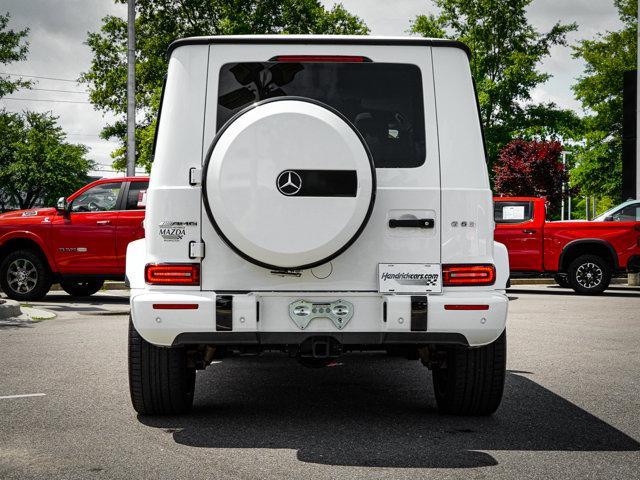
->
left=60, top=279, right=104, bottom=297
left=128, top=318, right=195, bottom=415
left=0, top=249, right=52, bottom=301
left=553, top=274, right=570, bottom=288
left=432, top=330, right=506, bottom=416
left=567, top=254, right=611, bottom=295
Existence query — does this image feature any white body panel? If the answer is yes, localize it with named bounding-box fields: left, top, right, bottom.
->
left=128, top=36, right=508, bottom=349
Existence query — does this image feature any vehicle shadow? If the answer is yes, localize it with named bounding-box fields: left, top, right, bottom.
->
left=0, top=317, right=35, bottom=330
left=138, top=355, right=640, bottom=469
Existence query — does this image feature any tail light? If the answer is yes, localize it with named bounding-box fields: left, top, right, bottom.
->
left=273, top=55, right=369, bottom=63
left=443, top=264, right=496, bottom=286
left=145, top=263, right=200, bottom=286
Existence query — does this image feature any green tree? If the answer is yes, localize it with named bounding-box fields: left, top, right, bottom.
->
left=81, top=0, right=369, bottom=172
left=411, top=0, right=577, bottom=164
left=571, top=0, right=637, bottom=199
left=0, top=111, right=94, bottom=209
left=0, top=12, right=31, bottom=97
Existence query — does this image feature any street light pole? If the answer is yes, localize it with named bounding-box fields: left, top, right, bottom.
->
left=561, top=151, right=567, bottom=220
left=637, top=0, right=640, bottom=198
left=126, top=0, right=136, bottom=177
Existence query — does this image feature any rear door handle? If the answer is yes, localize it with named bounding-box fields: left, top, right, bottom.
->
left=389, top=218, right=435, bottom=229
left=522, top=229, right=536, bottom=234
left=96, top=220, right=111, bottom=225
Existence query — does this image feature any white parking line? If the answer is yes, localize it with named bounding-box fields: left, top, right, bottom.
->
left=0, top=393, right=46, bottom=400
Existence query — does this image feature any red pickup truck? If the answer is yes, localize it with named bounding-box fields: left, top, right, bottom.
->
left=494, top=196, right=640, bottom=294
left=0, top=177, right=149, bottom=300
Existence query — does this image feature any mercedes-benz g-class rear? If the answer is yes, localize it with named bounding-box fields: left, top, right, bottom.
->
left=126, top=35, right=510, bottom=416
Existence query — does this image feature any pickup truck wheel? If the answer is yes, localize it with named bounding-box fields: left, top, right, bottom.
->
left=128, top=318, right=196, bottom=415
left=568, top=254, right=611, bottom=295
left=60, top=279, right=104, bottom=297
left=553, top=274, right=570, bottom=288
left=0, top=249, right=52, bottom=301
left=431, top=330, right=506, bottom=416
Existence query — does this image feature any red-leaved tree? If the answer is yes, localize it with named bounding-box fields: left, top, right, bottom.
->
left=493, top=140, right=568, bottom=214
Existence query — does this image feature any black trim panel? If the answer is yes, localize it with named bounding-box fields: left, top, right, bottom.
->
left=276, top=169, right=357, bottom=197
left=168, top=36, right=471, bottom=59
left=215, top=295, right=233, bottom=331
left=172, top=331, right=469, bottom=347
left=410, top=296, right=428, bottom=331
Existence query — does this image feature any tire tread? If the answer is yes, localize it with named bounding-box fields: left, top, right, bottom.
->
left=128, top=319, right=195, bottom=415
left=433, top=330, right=506, bottom=416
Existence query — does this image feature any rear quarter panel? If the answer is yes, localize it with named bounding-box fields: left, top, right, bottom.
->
left=432, top=47, right=494, bottom=267
left=543, top=221, right=640, bottom=271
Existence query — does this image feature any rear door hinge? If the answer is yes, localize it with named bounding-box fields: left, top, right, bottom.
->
left=189, top=241, right=205, bottom=259
left=189, top=167, right=202, bottom=186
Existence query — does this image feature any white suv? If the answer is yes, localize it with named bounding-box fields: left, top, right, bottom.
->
left=126, top=35, right=510, bottom=416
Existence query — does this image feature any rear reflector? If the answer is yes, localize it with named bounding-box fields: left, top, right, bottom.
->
left=145, top=263, right=200, bottom=286
left=152, top=304, right=199, bottom=310
left=444, top=304, right=490, bottom=311
left=273, top=55, right=369, bottom=63
left=443, top=264, right=496, bottom=286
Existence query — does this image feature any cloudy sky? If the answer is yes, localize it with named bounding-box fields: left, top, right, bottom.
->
left=0, top=0, right=624, bottom=171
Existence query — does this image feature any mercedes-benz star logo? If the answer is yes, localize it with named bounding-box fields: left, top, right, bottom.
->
left=277, top=171, right=302, bottom=196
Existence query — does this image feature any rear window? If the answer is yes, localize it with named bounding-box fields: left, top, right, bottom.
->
left=217, top=62, right=426, bottom=168
left=125, top=181, right=149, bottom=210
left=494, top=201, right=533, bottom=224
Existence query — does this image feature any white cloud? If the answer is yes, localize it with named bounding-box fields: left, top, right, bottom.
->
left=0, top=0, right=125, bottom=169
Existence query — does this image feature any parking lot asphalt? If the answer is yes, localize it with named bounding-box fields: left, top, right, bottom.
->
left=1, top=286, right=639, bottom=480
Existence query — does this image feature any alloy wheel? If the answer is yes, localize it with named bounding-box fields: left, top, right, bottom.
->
left=575, top=262, right=603, bottom=289
left=7, top=258, right=38, bottom=294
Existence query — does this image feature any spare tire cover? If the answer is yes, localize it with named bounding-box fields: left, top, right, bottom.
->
left=203, top=97, right=376, bottom=270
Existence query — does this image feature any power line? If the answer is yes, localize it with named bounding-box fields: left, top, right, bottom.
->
left=1, top=97, right=92, bottom=104
left=30, top=87, right=87, bottom=94
left=0, top=72, right=79, bottom=83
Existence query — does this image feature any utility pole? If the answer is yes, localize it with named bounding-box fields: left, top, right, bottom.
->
left=126, top=0, right=136, bottom=177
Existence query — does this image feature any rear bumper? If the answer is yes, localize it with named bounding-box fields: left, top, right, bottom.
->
left=131, top=289, right=508, bottom=348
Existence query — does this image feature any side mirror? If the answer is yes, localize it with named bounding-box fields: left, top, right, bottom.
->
left=604, top=215, right=614, bottom=222
left=56, top=197, right=69, bottom=216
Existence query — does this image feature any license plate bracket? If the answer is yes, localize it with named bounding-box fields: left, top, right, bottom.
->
left=288, top=299, right=354, bottom=330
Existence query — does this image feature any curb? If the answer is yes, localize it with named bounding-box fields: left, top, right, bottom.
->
left=21, top=306, right=56, bottom=321
left=0, top=299, right=23, bottom=320
left=510, top=277, right=628, bottom=286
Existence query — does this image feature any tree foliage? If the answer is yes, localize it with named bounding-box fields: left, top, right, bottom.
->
left=0, top=12, right=31, bottom=97
left=493, top=139, right=567, bottom=214
left=81, top=0, right=369, bottom=172
left=0, top=111, right=93, bottom=210
left=570, top=0, right=637, bottom=199
left=411, top=0, right=578, bottom=164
